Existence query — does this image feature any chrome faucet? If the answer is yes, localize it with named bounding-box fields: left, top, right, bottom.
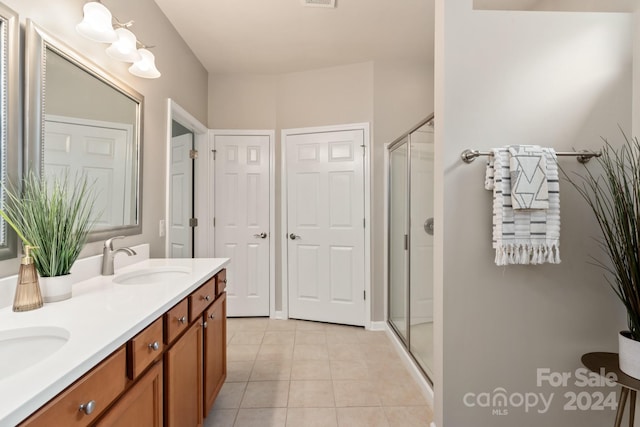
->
left=101, top=236, right=137, bottom=275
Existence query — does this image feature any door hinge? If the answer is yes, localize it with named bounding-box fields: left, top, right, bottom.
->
left=363, top=290, right=366, bottom=300
left=363, top=218, right=365, bottom=228
left=404, top=234, right=408, bottom=250
left=213, top=217, right=216, bottom=227
left=189, top=218, right=198, bottom=227
left=211, top=149, right=217, bottom=160
left=189, top=149, right=198, bottom=159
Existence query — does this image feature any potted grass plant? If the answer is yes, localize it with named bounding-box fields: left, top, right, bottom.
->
left=568, top=133, right=640, bottom=378
left=1, top=172, right=96, bottom=302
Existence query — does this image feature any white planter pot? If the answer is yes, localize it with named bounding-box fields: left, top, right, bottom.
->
left=619, top=331, right=640, bottom=379
left=40, top=274, right=75, bottom=303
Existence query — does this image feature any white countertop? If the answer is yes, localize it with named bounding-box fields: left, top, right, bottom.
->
left=0, top=256, right=229, bottom=427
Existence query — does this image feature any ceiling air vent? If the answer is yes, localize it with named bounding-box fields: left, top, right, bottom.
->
left=302, top=0, right=336, bottom=8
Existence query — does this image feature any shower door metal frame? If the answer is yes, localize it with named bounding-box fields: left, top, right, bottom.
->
left=386, top=113, right=434, bottom=385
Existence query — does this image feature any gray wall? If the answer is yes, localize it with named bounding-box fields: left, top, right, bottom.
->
left=0, top=0, right=208, bottom=279
left=435, top=2, right=632, bottom=425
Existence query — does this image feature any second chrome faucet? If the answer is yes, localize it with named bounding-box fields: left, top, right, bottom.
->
left=101, top=236, right=137, bottom=275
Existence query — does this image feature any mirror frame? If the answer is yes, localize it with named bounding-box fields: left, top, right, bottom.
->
left=25, top=20, right=144, bottom=242
left=0, top=3, right=19, bottom=260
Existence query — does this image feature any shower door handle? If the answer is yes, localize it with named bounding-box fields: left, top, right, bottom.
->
left=424, top=218, right=434, bottom=236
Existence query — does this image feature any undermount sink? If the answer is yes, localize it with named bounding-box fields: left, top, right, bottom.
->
left=113, top=266, right=192, bottom=285
left=0, top=326, right=70, bottom=381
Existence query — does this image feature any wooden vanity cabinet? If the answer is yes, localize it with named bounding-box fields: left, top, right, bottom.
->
left=165, top=270, right=227, bottom=427
left=19, top=268, right=227, bottom=427
left=203, top=292, right=226, bottom=416
left=164, top=320, right=203, bottom=427
left=95, top=361, right=163, bottom=427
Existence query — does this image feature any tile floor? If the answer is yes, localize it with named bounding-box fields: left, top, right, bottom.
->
left=205, top=317, right=433, bottom=427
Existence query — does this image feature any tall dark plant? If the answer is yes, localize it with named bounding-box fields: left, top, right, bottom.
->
left=567, top=133, right=640, bottom=341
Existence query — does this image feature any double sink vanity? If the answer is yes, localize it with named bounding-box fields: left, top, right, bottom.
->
left=0, top=4, right=229, bottom=425
left=0, top=247, right=229, bottom=426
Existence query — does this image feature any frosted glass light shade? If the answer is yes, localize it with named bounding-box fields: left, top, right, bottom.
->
left=76, top=2, right=117, bottom=43
left=129, top=49, right=161, bottom=79
left=106, top=28, right=142, bottom=62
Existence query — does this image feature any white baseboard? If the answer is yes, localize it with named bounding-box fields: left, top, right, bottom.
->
left=270, top=310, right=287, bottom=320
left=368, top=321, right=388, bottom=331
left=382, top=322, right=435, bottom=406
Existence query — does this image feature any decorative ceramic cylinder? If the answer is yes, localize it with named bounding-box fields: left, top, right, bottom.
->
left=619, top=331, right=640, bottom=379
left=40, top=274, right=75, bottom=303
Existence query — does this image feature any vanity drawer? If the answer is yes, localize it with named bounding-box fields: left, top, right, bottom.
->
left=127, top=317, right=163, bottom=379
left=164, top=298, right=189, bottom=345
left=215, top=269, right=227, bottom=296
left=21, top=346, right=127, bottom=427
left=189, top=277, right=216, bottom=322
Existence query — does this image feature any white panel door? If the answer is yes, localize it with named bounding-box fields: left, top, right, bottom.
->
left=286, top=129, right=365, bottom=326
left=214, top=134, right=270, bottom=316
left=44, top=117, right=132, bottom=228
left=169, top=133, right=193, bottom=258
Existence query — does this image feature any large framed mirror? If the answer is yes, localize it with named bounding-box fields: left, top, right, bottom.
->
left=0, top=3, right=19, bottom=261
left=25, top=20, right=143, bottom=242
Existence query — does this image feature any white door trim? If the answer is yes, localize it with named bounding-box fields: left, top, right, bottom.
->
left=210, top=129, right=276, bottom=318
left=281, top=122, right=371, bottom=329
left=165, top=99, right=209, bottom=257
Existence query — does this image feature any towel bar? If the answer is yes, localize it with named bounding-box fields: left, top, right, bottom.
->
left=461, top=149, right=601, bottom=164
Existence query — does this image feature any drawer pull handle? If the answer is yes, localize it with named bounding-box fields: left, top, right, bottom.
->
left=204, top=295, right=211, bottom=302
left=221, top=278, right=227, bottom=284
left=148, top=341, right=160, bottom=351
left=178, top=316, right=187, bottom=324
left=79, top=400, right=96, bottom=415
left=202, top=321, right=208, bottom=329
left=209, top=313, right=215, bottom=320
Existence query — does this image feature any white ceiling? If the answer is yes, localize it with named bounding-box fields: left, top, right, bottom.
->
left=153, top=0, right=435, bottom=75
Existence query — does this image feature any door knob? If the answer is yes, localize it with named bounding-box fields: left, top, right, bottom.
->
left=253, top=232, right=267, bottom=239
left=424, top=218, right=434, bottom=236
left=289, top=233, right=300, bottom=240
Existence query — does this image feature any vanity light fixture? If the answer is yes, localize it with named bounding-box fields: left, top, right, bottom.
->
left=76, top=2, right=117, bottom=43
left=106, top=27, right=142, bottom=63
left=129, top=48, right=161, bottom=79
left=76, top=1, right=161, bottom=79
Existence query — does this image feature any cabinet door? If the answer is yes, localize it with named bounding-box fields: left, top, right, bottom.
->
left=203, top=292, right=227, bottom=416
left=165, top=320, right=203, bottom=427
left=95, top=361, right=163, bottom=427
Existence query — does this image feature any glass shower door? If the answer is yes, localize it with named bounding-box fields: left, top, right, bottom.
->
left=388, top=139, right=408, bottom=342
left=387, top=116, right=434, bottom=383
left=409, top=123, right=434, bottom=378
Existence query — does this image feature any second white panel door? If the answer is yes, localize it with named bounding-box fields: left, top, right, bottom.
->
left=169, top=132, right=193, bottom=258
left=214, top=134, right=270, bottom=316
left=286, top=129, right=366, bottom=326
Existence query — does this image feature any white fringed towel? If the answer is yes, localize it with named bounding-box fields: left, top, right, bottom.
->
left=508, top=145, right=549, bottom=210
left=485, top=147, right=560, bottom=266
